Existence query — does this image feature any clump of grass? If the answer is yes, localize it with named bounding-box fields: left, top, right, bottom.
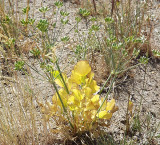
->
left=0, top=75, right=54, bottom=144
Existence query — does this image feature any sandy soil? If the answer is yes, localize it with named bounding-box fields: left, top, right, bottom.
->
left=1, top=0, right=160, bottom=144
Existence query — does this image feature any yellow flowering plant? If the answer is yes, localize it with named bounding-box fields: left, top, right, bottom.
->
left=42, top=60, right=118, bottom=134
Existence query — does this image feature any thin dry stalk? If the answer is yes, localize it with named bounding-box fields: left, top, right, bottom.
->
left=0, top=74, right=52, bottom=144
left=25, top=0, right=30, bottom=33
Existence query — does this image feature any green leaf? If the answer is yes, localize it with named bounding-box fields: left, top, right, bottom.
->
left=22, top=6, right=30, bottom=14
left=139, top=56, right=149, bottom=64
left=15, top=61, right=25, bottom=71
left=91, top=25, right=100, bottom=31
left=39, top=7, right=50, bottom=13
left=54, top=1, right=63, bottom=8
left=37, top=19, right=49, bottom=32
left=75, top=17, right=81, bottom=23
left=61, top=19, right=69, bottom=25
left=30, top=48, right=40, bottom=58
left=152, top=49, right=160, bottom=57
left=61, top=36, right=70, bottom=42
left=79, top=8, right=90, bottom=17
left=60, top=10, right=69, bottom=17
left=104, top=17, right=114, bottom=23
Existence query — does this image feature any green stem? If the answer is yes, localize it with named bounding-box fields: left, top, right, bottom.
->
left=116, top=63, right=142, bottom=75
left=99, top=73, right=112, bottom=95
left=55, top=60, right=69, bottom=94
left=52, top=81, right=66, bottom=112
left=97, top=76, right=116, bottom=114
left=51, top=80, right=74, bottom=129
left=24, top=60, right=47, bottom=80
left=54, top=61, right=75, bottom=129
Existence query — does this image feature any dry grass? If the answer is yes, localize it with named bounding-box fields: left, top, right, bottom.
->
left=0, top=75, right=47, bottom=144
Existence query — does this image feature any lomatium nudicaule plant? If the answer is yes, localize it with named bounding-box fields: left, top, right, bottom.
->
left=42, top=61, right=118, bottom=134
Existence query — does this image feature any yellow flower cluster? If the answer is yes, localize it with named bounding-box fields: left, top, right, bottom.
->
left=43, top=61, right=118, bottom=131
